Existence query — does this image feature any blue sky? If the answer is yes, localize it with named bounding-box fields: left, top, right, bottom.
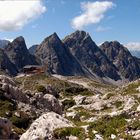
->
left=0, top=0, right=140, bottom=50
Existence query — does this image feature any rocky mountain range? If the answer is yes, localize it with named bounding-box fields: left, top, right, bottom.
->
left=0, top=31, right=140, bottom=140
left=0, top=37, right=39, bottom=75
left=0, top=30, right=140, bottom=82
left=63, top=31, right=120, bottom=81
left=100, top=41, right=140, bottom=81
left=4, top=36, right=39, bottom=71
left=35, top=33, right=84, bottom=76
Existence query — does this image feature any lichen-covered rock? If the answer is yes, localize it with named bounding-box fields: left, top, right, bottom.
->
left=133, top=130, right=140, bottom=140
left=123, top=98, right=136, bottom=111
left=31, top=93, right=63, bottom=115
left=20, top=112, right=73, bottom=140
left=0, top=75, right=16, bottom=86
left=73, top=95, right=86, bottom=105
left=0, top=75, right=29, bottom=103
left=137, top=104, right=140, bottom=112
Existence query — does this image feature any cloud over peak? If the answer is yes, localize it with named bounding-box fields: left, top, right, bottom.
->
left=71, top=1, right=115, bottom=29
left=0, top=0, right=46, bottom=31
left=126, top=42, right=140, bottom=51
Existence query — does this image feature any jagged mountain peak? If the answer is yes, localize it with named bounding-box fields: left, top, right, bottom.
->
left=63, top=31, right=120, bottom=81
left=43, top=32, right=61, bottom=44
left=101, top=41, right=128, bottom=50
left=71, top=30, right=89, bottom=37
left=35, top=33, right=85, bottom=76
left=100, top=41, right=140, bottom=81
left=4, top=36, right=39, bottom=71
left=12, top=36, right=25, bottom=44
left=8, top=36, right=28, bottom=51
left=14, top=36, right=25, bottom=42
left=100, top=41, right=132, bottom=60
left=63, top=30, right=90, bottom=42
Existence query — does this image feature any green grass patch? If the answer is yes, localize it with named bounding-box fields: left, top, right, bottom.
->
left=88, top=113, right=129, bottom=139
left=36, top=85, right=46, bottom=93
left=62, top=99, right=76, bottom=110
left=122, top=81, right=140, bottom=95
left=63, top=87, right=94, bottom=97
left=0, top=88, right=32, bottom=134
left=53, top=127, right=86, bottom=140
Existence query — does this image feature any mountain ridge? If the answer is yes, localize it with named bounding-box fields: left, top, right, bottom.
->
left=0, top=30, right=140, bottom=83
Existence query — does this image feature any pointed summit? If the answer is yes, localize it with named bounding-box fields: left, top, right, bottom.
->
left=43, top=32, right=60, bottom=43
left=4, top=36, right=39, bottom=71
left=14, top=36, right=25, bottom=42
left=100, top=41, right=140, bottom=80
left=63, top=30, right=90, bottom=44
left=63, top=31, right=120, bottom=80
left=71, top=30, right=89, bottom=38
left=11, top=36, right=26, bottom=49
left=35, top=33, right=84, bottom=76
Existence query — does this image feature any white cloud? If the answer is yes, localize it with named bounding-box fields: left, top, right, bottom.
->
left=3, top=38, right=13, bottom=42
left=126, top=42, right=140, bottom=51
left=96, top=26, right=111, bottom=32
left=71, top=1, right=115, bottom=29
left=0, top=0, right=46, bottom=31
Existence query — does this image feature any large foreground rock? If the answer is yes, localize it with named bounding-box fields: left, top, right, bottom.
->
left=20, top=112, right=73, bottom=140
left=31, top=93, right=63, bottom=115
left=0, top=75, right=29, bottom=103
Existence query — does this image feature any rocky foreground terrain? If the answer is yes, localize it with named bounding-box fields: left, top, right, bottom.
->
left=0, top=73, right=139, bottom=140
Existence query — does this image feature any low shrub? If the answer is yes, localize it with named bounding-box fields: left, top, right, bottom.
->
left=62, top=99, right=76, bottom=110
left=10, top=111, right=30, bottom=129
left=63, top=87, right=93, bottom=96
left=36, top=85, right=46, bottom=93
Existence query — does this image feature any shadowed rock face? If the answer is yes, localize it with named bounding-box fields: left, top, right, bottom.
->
left=100, top=41, right=140, bottom=81
left=63, top=30, right=120, bottom=81
left=0, top=48, right=18, bottom=75
left=28, top=45, right=38, bottom=55
left=35, top=33, right=85, bottom=76
left=4, top=36, right=39, bottom=71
